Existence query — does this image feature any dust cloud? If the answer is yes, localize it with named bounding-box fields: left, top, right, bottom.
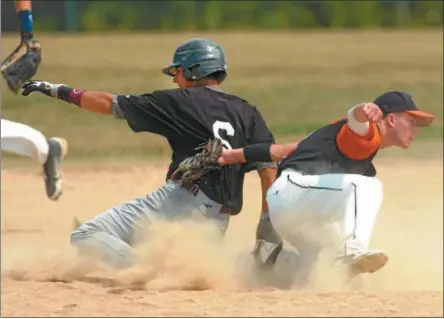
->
left=1, top=160, right=442, bottom=297
left=1, top=218, right=258, bottom=291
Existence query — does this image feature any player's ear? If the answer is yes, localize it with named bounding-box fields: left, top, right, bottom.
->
left=386, top=113, right=397, bottom=128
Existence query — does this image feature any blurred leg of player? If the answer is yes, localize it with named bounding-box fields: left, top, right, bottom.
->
left=267, top=170, right=388, bottom=286
left=1, top=119, right=68, bottom=200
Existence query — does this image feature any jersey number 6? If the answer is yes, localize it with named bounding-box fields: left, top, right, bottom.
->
left=212, top=121, right=235, bottom=149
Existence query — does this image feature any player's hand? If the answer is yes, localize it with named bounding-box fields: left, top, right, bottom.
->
left=353, top=103, right=383, bottom=123
left=22, top=36, right=41, bottom=51
left=217, top=148, right=232, bottom=165
left=217, top=148, right=246, bottom=166
left=20, top=80, right=64, bottom=98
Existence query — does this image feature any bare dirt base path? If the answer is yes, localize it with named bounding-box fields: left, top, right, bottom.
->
left=1, top=160, right=443, bottom=317
left=1, top=282, right=442, bottom=317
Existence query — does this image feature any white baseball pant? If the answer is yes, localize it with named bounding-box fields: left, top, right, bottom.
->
left=1, top=118, right=49, bottom=164
left=267, top=168, right=383, bottom=284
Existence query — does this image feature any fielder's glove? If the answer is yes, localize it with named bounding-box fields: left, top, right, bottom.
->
left=1, top=35, right=42, bottom=94
left=171, top=138, right=224, bottom=184
left=252, top=213, right=283, bottom=271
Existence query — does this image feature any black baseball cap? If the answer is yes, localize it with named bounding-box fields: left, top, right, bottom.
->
left=373, top=90, right=434, bottom=127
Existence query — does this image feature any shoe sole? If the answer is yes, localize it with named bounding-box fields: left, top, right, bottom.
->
left=351, top=251, right=389, bottom=275
left=46, top=137, right=69, bottom=200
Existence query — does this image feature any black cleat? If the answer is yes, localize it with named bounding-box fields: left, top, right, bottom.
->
left=43, top=137, right=68, bottom=201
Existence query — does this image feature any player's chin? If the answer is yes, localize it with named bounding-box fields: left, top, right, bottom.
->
left=402, top=138, right=414, bottom=149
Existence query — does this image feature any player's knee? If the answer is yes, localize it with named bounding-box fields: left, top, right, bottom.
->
left=355, top=176, right=384, bottom=209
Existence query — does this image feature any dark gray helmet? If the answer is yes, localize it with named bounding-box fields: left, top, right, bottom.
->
left=162, top=38, right=227, bottom=83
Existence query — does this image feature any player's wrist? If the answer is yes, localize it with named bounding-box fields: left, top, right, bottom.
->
left=20, top=31, right=34, bottom=41
left=56, top=86, right=85, bottom=107
left=348, top=104, right=370, bottom=135
left=17, top=10, right=33, bottom=35
left=243, top=143, right=272, bottom=163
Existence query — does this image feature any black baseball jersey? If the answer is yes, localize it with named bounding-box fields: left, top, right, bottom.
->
left=277, top=119, right=378, bottom=177
left=116, top=86, right=275, bottom=215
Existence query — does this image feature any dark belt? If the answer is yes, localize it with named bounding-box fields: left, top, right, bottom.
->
left=181, top=181, right=232, bottom=215
left=181, top=181, right=200, bottom=196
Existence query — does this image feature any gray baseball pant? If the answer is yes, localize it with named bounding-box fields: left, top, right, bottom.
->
left=70, top=180, right=229, bottom=269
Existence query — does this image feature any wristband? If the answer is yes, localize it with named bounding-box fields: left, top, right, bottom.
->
left=57, top=86, right=85, bottom=107
left=347, top=105, right=369, bottom=135
left=243, top=143, right=272, bottom=163
left=18, top=10, right=33, bottom=34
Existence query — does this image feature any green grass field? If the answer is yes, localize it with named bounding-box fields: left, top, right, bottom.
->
left=1, top=30, right=443, bottom=161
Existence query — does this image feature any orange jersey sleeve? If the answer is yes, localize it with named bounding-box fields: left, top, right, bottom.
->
left=336, top=122, right=380, bottom=160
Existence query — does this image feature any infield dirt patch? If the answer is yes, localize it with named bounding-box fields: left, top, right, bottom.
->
left=1, top=159, right=442, bottom=317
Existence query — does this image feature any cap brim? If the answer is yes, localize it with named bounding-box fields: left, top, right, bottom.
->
left=407, top=110, right=435, bottom=127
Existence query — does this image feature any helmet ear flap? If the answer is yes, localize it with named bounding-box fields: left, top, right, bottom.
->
left=214, top=71, right=226, bottom=84
left=182, top=63, right=200, bottom=81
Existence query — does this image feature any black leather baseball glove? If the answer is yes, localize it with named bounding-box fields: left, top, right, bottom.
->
left=171, top=138, right=224, bottom=183
left=1, top=36, right=42, bottom=94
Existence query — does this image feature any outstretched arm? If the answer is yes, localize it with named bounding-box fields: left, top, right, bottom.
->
left=20, top=80, right=117, bottom=115
left=218, top=142, right=298, bottom=165
left=77, top=91, right=115, bottom=114
left=20, top=80, right=182, bottom=138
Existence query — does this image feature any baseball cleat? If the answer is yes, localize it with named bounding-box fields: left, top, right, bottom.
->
left=43, top=137, right=68, bottom=201
left=349, top=250, right=389, bottom=275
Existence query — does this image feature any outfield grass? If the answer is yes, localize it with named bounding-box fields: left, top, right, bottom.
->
left=1, top=30, right=442, bottom=160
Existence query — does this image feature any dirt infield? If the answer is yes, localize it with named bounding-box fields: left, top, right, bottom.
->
left=1, top=160, right=443, bottom=317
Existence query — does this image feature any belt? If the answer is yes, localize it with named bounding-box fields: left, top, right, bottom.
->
left=181, top=181, right=232, bottom=215
left=181, top=181, right=200, bottom=196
